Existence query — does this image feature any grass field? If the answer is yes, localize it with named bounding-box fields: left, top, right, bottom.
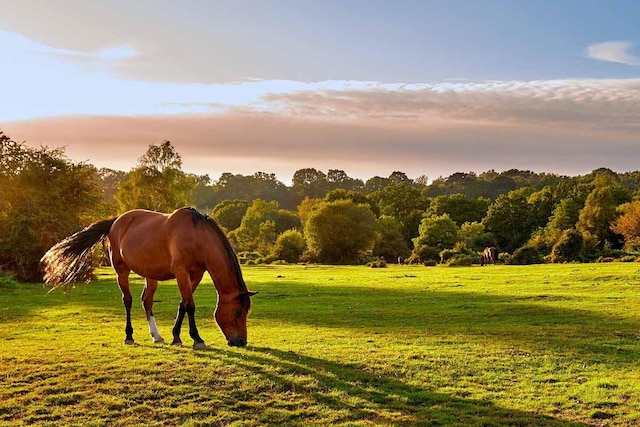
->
left=2, top=263, right=640, bottom=426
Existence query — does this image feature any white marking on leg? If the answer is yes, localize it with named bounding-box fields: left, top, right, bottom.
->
left=148, top=316, right=164, bottom=343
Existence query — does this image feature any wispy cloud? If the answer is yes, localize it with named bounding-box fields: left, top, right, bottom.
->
left=586, top=41, right=640, bottom=66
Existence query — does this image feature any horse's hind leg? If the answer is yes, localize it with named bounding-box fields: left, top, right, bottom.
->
left=142, top=279, right=164, bottom=344
left=115, top=268, right=135, bottom=345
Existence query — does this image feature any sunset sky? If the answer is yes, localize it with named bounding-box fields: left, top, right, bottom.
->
left=1, top=0, right=639, bottom=184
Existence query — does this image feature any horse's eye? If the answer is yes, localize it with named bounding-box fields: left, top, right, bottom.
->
left=235, top=310, right=242, bottom=318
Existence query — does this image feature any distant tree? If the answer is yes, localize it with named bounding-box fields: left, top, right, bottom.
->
left=326, top=169, right=364, bottom=192
left=0, top=132, right=103, bottom=281
left=412, top=214, right=460, bottom=250
left=483, top=187, right=535, bottom=253
left=115, top=141, right=196, bottom=212
left=610, top=201, right=640, bottom=250
left=371, top=182, right=427, bottom=243
left=271, top=229, right=306, bottom=263
left=291, top=168, right=328, bottom=199
left=304, top=199, right=377, bottom=264
left=324, top=189, right=379, bottom=216
left=210, top=199, right=249, bottom=231
left=190, top=174, right=217, bottom=210
left=297, top=197, right=322, bottom=225
left=427, top=193, right=490, bottom=225
left=576, top=185, right=629, bottom=247
left=229, top=199, right=300, bottom=253
left=364, top=176, right=389, bottom=193
left=372, top=216, right=411, bottom=260
left=550, top=228, right=584, bottom=263
left=97, top=168, right=127, bottom=206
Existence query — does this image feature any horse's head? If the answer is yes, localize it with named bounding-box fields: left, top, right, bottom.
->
left=215, top=291, right=258, bottom=347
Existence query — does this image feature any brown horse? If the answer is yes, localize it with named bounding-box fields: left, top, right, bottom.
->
left=480, top=247, right=498, bottom=266
left=41, top=207, right=257, bottom=348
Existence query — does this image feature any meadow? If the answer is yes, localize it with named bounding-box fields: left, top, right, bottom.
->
left=1, top=263, right=640, bottom=426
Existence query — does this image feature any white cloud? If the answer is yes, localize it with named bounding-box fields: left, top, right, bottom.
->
left=586, top=41, right=640, bottom=66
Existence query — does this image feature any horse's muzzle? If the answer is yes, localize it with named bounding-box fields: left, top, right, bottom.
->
left=228, top=336, right=247, bottom=347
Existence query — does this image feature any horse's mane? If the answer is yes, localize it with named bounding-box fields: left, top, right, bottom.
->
left=187, top=208, right=251, bottom=312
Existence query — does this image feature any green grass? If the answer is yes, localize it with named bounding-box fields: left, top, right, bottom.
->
left=2, top=263, right=640, bottom=426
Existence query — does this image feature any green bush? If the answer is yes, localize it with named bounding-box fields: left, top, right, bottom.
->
left=508, top=245, right=544, bottom=265
left=446, top=255, right=473, bottom=266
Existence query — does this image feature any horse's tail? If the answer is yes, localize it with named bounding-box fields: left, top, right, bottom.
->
left=41, top=217, right=117, bottom=286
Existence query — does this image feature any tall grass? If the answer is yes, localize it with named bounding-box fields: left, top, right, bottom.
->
left=1, top=263, right=640, bottom=426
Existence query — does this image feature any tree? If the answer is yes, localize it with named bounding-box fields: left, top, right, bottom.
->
left=483, top=188, right=535, bottom=253
left=610, top=201, right=640, bottom=250
left=372, top=216, right=411, bottom=260
left=115, top=141, right=196, bottom=212
left=0, top=132, right=103, bottom=281
left=304, top=199, right=377, bottom=264
left=576, top=185, right=629, bottom=247
left=229, top=200, right=301, bottom=253
left=412, top=214, right=460, bottom=250
left=271, top=229, right=306, bottom=263
left=370, top=182, right=427, bottom=243
left=291, top=168, right=328, bottom=199
left=210, top=199, right=249, bottom=231
left=427, top=193, right=490, bottom=225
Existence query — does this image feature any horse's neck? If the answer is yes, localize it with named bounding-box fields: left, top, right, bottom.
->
left=202, top=240, right=244, bottom=299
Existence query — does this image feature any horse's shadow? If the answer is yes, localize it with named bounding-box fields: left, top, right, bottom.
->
left=191, top=346, right=588, bottom=426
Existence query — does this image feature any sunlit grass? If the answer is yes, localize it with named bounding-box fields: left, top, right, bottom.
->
left=2, top=263, right=640, bottom=425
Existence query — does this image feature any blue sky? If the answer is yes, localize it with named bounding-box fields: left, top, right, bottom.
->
left=1, top=0, right=639, bottom=183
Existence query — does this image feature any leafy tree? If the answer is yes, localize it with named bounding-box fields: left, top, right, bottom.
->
left=229, top=200, right=301, bottom=252
left=211, top=172, right=292, bottom=208
left=271, top=229, right=306, bottom=263
left=610, top=201, right=640, bottom=250
left=0, top=132, right=103, bottom=281
left=483, top=187, right=535, bottom=253
left=210, top=199, right=249, bottom=231
left=297, top=197, right=322, bottom=225
left=427, top=193, right=490, bottom=225
left=370, top=182, right=427, bottom=243
left=291, top=168, right=328, bottom=199
left=324, top=189, right=379, bottom=216
left=576, top=185, right=629, bottom=247
left=412, top=214, right=459, bottom=250
left=550, top=229, right=584, bottom=263
left=304, top=199, right=377, bottom=264
left=115, top=141, right=196, bottom=212
left=326, top=169, right=364, bottom=192
left=372, top=216, right=411, bottom=260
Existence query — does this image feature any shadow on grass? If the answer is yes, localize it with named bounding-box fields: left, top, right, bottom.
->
left=191, top=346, right=588, bottom=426
left=250, top=280, right=640, bottom=366
left=4, top=276, right=640, bottom=367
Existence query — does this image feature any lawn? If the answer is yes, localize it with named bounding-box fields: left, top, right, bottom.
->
left=1, top=263, right=640, bottom=426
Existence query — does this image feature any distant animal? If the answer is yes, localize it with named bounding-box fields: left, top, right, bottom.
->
left=397, top=256, right=405, bottom=265
left=41, top=207, right=257, bottom=348
left=480, top=247, right=498, bottom=266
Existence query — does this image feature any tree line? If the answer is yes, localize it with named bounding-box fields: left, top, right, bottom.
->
left=2, top=131, right=640, bottom=282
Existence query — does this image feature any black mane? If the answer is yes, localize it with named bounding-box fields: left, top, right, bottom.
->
left=187, top=208, right=250, bottom=311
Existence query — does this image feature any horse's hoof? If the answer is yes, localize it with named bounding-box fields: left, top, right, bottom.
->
left=153, top=338, right=165, bottom=344
left=171, top=341, right=182, bottom=347
left=193, top=342, right=208, bottom=350
left=124, top=339, right=135, bottom=345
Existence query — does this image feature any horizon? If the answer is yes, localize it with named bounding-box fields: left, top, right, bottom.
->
left=1, top=1, right=639, bottom=183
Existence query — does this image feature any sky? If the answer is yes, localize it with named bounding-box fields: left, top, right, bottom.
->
left=1, top=0, right=640, bottom=184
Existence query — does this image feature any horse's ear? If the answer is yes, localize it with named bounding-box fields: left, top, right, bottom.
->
left=242, top=291, right=259, bottom=298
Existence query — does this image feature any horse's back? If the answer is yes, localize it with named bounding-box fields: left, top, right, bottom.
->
left=109, top=208, right=197, bottom=280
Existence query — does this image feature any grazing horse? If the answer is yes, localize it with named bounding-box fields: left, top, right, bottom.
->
left=480, top=247, right=498, bottom=266
left=41, top=207, right=257, bottom=348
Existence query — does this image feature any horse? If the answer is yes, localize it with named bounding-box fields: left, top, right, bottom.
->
left=41, top=207, right=257, bottom=348
left=480, top=247, right=498, bottom=266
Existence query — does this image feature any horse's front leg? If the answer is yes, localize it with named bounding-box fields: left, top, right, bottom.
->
left=142, top=279, right=164, bottom=343
left=172, top=269, right=206, bottom=349
left=115, top=268, right=134, bottom=345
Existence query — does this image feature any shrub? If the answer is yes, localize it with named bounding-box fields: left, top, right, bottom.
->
left=271, top=229, right=306, bottom=263
left=550, top=228, right=583, bottom=263
left=446, top=255, right=473, bottom=266
left=411, top=245, right=441, bottom=264
left=508, top=245, right=544, bottom=265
